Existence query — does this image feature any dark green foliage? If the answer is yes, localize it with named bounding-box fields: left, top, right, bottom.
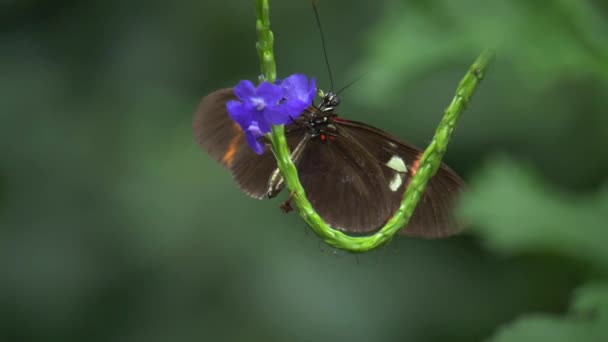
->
left=462, top=157, right=608, bottom=341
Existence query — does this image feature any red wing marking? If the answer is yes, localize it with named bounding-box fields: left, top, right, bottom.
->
left=221, top=123, right=243, bottom=167
left=404, top=152, right=423, bottom=188
left=409, top=152, right=423, bottom=176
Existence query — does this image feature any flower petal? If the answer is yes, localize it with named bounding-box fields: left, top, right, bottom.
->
left=245, top=130, right=265, bottom=155
left=252, top=111, right=272, bottom=133
left=264, top=105, right=294, bottom=125
left=247, top=120, right=263, bottom=136
left=226, top=100, right=254, bottom=128
left=281, top=74, right=307, bottom=100
left=233, top=80, right=256, bottom=101
left=256, top=81, right=284, bottom=105
left=281, top=74, right=316, bottom=104
left=280, top=99, right=310, bottom=119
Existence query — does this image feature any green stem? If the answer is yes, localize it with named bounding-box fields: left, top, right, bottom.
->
left=255, top=0, right=276, bottom=82
left=255, top=0, right=494, bottom=252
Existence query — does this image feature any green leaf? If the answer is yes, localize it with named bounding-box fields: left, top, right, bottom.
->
left=488, top=283, right=608, bottom=342
left=489, top=313, right=606, bottom=342
left=572, top=283, right=608, bottom=319
left=460, top=156, right=608, bottom=270
left=354, top=0, right=608, bottom=106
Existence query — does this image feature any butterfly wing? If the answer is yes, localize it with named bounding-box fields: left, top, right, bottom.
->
left=334, top=118, right=464, bottom=237
left=295, top=126, right=398, bottom=232
left=192, top=88, right=307, bottom=199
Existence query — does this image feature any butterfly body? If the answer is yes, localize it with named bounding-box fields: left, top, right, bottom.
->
left=193, top=88, right=464, bottom=237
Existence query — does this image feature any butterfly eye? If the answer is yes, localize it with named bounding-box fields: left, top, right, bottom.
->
left=325, top=93, right=340, bottom=107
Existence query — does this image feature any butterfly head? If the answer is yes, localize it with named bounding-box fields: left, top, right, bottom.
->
left=319, top=91, right=340, bottom=112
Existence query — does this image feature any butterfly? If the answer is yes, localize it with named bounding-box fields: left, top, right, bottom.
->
left=193, top=88, right=464, bottom=237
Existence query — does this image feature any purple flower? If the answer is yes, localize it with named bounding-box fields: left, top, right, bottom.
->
left=244, top=121, right=266, bottom=155
left=270, top=74, right=317, bottom=125
left=282, top=74, right=317, bottom=112
left=225, top=74, right=316, bottom=154
left=226, top=80, right=283, bottom=134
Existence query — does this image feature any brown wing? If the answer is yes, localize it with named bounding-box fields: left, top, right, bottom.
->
left=335, top=118, right=465, bottom=237
left=192, top=88, right=306, bottom=199
left=295, top=127, right=397, bottom=233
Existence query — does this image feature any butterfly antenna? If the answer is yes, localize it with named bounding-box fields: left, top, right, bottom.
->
left=312, top=0, right=335, bottom=91
left=336, top=72, right=368, bottom=95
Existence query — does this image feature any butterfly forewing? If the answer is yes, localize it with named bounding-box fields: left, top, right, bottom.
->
left=193, top=88, right=242, bottom=168
left=335, top=119, right=465, bottom=237
left=193, top=88, right=306, bottom=199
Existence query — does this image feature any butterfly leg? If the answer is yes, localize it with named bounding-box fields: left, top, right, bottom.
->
left=279, top=191, right=295, bottom=213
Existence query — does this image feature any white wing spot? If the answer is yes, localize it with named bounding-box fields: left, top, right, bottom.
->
left=389, top=173, right=402, bottom=192
left=386, top=156, right=407, bottom=173
left=388, top=142, right=397, bottom=148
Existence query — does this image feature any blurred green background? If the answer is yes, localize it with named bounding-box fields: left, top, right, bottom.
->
left=1, top=0, right=607, bottom=341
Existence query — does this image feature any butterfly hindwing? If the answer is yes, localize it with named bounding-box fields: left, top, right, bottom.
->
left=229, top=127, right=308, bottom=199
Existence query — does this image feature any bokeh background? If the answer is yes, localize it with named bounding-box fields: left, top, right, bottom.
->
left=1, top=0, right=607, bottom=341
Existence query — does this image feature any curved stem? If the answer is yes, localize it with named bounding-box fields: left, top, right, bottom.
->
left=255, top=0, right=494, bottom=252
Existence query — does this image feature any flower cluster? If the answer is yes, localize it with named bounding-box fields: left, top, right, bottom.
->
left=226, top=74, right=316, bottom=154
